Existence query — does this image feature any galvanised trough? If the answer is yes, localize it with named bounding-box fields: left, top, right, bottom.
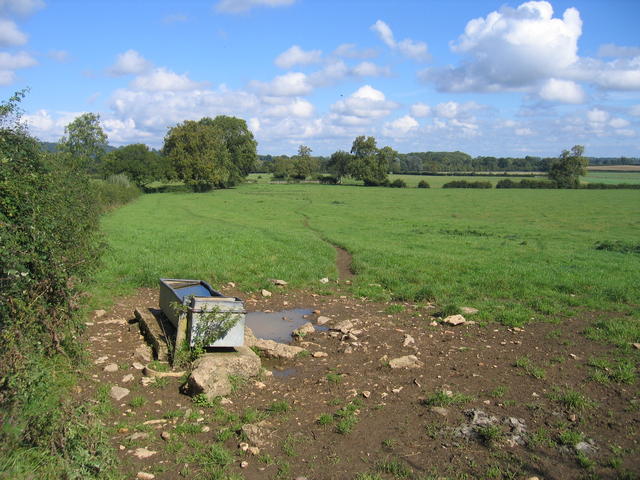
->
left=159, top=278, right=245, bottom=348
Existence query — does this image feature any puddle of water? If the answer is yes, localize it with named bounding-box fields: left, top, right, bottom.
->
left=271, top=367, right=297, bottom=378
left=246, top=308, right=328, bottom=344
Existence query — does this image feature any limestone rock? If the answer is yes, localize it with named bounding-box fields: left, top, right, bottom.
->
left=134, top=344, right=152, bottom=362
left=316, top=315, right=331, bottom=325
left=402, top=334, right=415, bottom=347
left=137, top=473, right=155, bottom=480
left=103, top=363, right=118, bottom=372
left=109, top=386, right=130, bottom=401
left=245, top=327, right=304, bottom=359
left=443, top=314, right=466, bottom=326
left=430, top=407, right=449, bottom=417
left=127, top=432, right=149, bottom=441
left=133, top=447, right=157, bottom=459
left=132, top=362, right=145, bottom=370
left=331, top=319, right=354, bottom=333
left=319, top=277, right=329, bottom=284
left=122, top=374, right=134, bottom=383
left=292, top=322, right=315, bottom=338
left=189, top=372, right=232, bottom=400
left=93, top=309, right=106, bottom=319
left=271, top=279, right=288, bottom=286
left=312, top=351, right=328, bottom=358
left=241, top=421, right=273, bottom=447
left=261, top=289, right=272, bottom=297
left=389, top=355, right=423, bottom=369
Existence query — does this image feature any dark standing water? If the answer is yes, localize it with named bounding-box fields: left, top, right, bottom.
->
left=173, top=283, right=213, bottom=301
left=246, top=308, right=325, bottom=344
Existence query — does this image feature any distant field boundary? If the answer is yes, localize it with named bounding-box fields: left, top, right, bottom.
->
left=588, top=165, right=640, bottom=172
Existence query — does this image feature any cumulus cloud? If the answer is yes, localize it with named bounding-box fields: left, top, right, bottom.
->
left=351, top=61, right=390, bottom=77
left=48, top=49, right=69, bottom=62
left=331, top=85, right=398, bottom=122
left=0, top=0, right=44, bottom=16
left=0, top=19, right=27, bottom=46
left=597, top=43, right=640, bottom=58
left=538, top=78, right=585, bottom=103
left=131, top=67, right=205, bottom=91
left=383, top=115, right=419, bottom=137
left=333, top=43, right=377, bottom=59
left=275, top=45, right=322, bottom=69
left=263, top=97, right=314, bottom=118
left=215, top=0, right=295, bottom=14
left=587, top=108, right=609, bottom=124
left=515, top=127, right=534, bottom=136
left=0, top=51, right=36, bottom=83
left=108, top=49, right=153, bottom=76
left=433, top=101, right=482, bottom=119
left=410, top=102, right=430, bottom=117
left=609, top=117, right=630, bottom=129
left=251, top=71, right=313, bottom=96
left=370, top=20, right=430, bottom=61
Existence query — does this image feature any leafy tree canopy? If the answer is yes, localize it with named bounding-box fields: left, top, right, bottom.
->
left=102, top=143, right=169, bottom=187
left=58, top=112, right=108, bottom=172
left=548, top=145, right=587, bottom=188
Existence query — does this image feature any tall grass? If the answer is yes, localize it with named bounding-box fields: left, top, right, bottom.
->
left=92, top=184, right=640, bottom=327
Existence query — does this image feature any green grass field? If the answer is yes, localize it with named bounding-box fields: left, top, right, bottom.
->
left=92, top=182, right=640, bottom=327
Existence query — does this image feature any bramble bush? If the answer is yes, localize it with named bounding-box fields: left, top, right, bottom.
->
left=442, top=180, right=492, bottom=188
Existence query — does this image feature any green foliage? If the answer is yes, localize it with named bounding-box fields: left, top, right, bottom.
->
left=442, top=180, right=492, bottom=188
left=327, top=150, right=351, bottom=182
left=102, top=143, right=169, bottom=187
left=389, top=178, right=407, bottom=188
left=375, top=457, right=413, bottom=478
left=476, top=425, right=503, bottom=447
left=549, top=388, right=595, bottom=411
left=163, top=115, right=256, bottom=190
left=417, top=179, right=430, bottom=188
left=267, top=400, right=290, bottom=414
left=291, top=144, right=317, bottom=180
left=558, top=429, right=584, bottom=446
left=58, top=112, right=108, bottom=172
left=0, top=92, right=107, bottom=474
left=514, top=357, right=547, bottom=379
left=316, top=413, right=333, bottom=425
left=548, top=145, right=588, bottom=188
left=421, top=390, right=472, bottom=407
left=93, top=175, right=141, bottom=210
left=349, top=136, right=396, bottom=186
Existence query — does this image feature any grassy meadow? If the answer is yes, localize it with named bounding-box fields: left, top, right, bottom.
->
left=92, top=181, right=640, bottom=329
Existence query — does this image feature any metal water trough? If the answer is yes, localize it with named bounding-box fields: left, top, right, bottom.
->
left=159, top=278, right=245, bottom=348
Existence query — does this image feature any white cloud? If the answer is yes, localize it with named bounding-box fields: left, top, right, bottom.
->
left=0, top=70, right=15, bottom=85
left=108, top=49, right=153, bottom=76
left=597, top=43, right=640, bottom=58
left=383, top=115, right=419, bottom=137
left=251, top=71, right=313, bottom=96
left=0, top=19, right=27, bottom=46
left=433, top=101, right=481, bottom=119
left=570, top=57, right=640, bottom=91
left=630, top=105, right=640, bottom=116
left=48, top=49, right=69, bottom=62
left=587, top=108, right=609, bottom=124
left=263, top=97, right=314, bottom=118
left=131, top=67, right=204, bottom=91
left=609, top=117, right=630, bottom=129
left=351, top=61, right=390, bottom=77
left=215, top=0, right=295, bottom=14
left=331, top=85, right=398, bottom=121
left=410, top=102, right=430, bottom=117
left=0, top=50, right=36, bottom=69
left=275, top=45, right=322, bottom=69
left=0, top=0, right=44, bottom=16
left=515, top=127, right=534, bottom=136
left=538, top=78, right=585, bottom=103
left=371, top=20, right=430, bottom=61
left=333, top=43, right=377, bottom=59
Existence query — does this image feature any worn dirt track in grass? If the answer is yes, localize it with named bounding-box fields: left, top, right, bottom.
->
left=81, top=286, right=640, bottom=480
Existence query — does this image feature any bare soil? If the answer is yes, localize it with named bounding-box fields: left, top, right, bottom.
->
left=587, top=165, right=640, bottom=172
left=81, top=283, right=640, bottom=480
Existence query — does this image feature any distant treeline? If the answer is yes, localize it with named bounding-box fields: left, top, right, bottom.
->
left=255, top=151, right=640, bottom=174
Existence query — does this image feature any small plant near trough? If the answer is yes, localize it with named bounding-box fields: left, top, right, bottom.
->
left=514, top=356, right=547, bottom=379
left=421, top=389, right=472, bottom=407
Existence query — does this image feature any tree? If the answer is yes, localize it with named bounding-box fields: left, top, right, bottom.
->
left=327, top=150, right=352, bottom=183
left=291, top=144, right=317, bottom=180
left=163, top=116, right=257, bottom=191
left=102, top=144, right=168, bottom=187
left=58, top=112, right=108, bottom=172
left=349, top=136, right=395, bottom=186
left=548, top=145, right=587, bottom=188
left=271, top=155, right=293, bottom=179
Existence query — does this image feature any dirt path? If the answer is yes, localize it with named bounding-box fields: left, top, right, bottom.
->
left=81, top=287, right=640, bottom=480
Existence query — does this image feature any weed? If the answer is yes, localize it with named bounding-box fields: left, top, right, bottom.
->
left=282, top=434, right=300, bottom=457
left=296, top=349, right=311, bottom=358
left=174, top=424, right=203, bottom=435
left=192, top=393, right=218, bottom=408
left=514, top=356, right=546, bottom=379
left=129, top=396, right=146, bottom=408
left=588, top=357, right=636, bottom=384
left=439, top=304, right=461, bottom=317
left=354, top=474, right=384, bottom=480
left=550, top=388, right=595, bottom=411
left=276, top=459, right=291, bottom=479
left=147, top=361, right=169, bottom=372
left=317, top=413, right=333, bottom=425
left=558, top=430, right=584, bottom=446
left=241, top=407, right=264, bottom=423
left=336, top=416, right=359, bottom=435
left=528, top=427, right=554, bottom=448
left=376, top=457, right=413, bottom=478
left=382, top=438, right=397, bottom=448
left=152, top=377, right=169, bottom=388
left=421, top=390, right=472, bottom=407
left=326, top=372, right=343, bottom=384
left=489, top=386, right=508, bottom=398
left=576, top=452, right=594, bottom=469
left=216, top=427, right=236, bottom=442
left=476, top=425, right=503, bottom=447
left=268, top=400, right=290, bottom=414
left=258, top=453, right=275, bottom=465
left=163, top=409, right=182, bottom=419
left=228, top=374, right=247, bottom=393
left=385, top=304, right=405, bottom=314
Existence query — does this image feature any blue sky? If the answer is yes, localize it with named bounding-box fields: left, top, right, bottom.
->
left=2, top=0, right=640, bottom=157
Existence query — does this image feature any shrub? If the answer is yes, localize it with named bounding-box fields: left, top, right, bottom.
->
left=390, top=178, right=407, bottom=188
left=417, top=180, right=430, bottom=188
left=319, top=175, right=339, bottom=184
left=442, top=180, right=492, bottom=188
left=496, top=178, right=557, bottom=189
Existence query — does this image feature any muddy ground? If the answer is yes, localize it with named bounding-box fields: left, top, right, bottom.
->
left=81, top=282, right=639, bottom=480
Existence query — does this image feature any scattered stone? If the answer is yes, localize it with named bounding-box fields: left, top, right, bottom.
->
left=443, top=314, right=466, bottom=326
left=127, top=432, right=149, bottom=441
left=239, top=442, right=250, bottom=451
left=292, top=322, right=315, bottom=338
left=241, top=421, right=273, bottom=447
left=525, top=477, right=540, bottom=480
left=136, top=472, right=155, bottom=480
left=261, top=289, right=272, bottom=297
left=430, top=407, right=449, bottom=417
left=362, top=391, right=371, bottom=398
left=240, top=461, right=249, bottom=468
left=94, top=355, right=109, bottom=365
left=245, top=328, right=304, bottom=359
left=316, top=315, right=331, bottom=325
left=389, top=355, right=423, bottom=369
left=141, top=377, right=154, bottom=387
left=227, top=282, right=236, bottom=288
left=134, top=345, right=152, bottom=363
left=343, top=346, right=353, bottom=354
left=460, top=307, right=479, bottom=315
left=220, top=397, right=233, bottom=405
left=312, top=351, right=328, bottom=358
left=319, top=277, right=329, bottom=284
left=313, top=309, right=321, bottom=315
left=331, top=319, right=354, bottom=333
left=103, top=363, right=118, bottom=372
left=248, top=446, right=260, bottom=456
left=93, top=309, right=106, bottom=319
left=132, top=362, right=145, bottom=370
left=402, top=334, right=415, bottom=347
left=143, top=419, right=166, bottom=425
left=254, top=381, right=266, bottom=389
left=568, top=414, right=577, bottom=422
left=100, top=318, right=126, bottom=325
left=633, top=343, right=640, bottom=350
left=133, top=447, right=157, bottom=459
left=122, top=374, right=134, bottom=383
left=109, top=386, right=130, bottom=401
left=271, top=279, right=288, bottom=286
left=575, top=441, right=598, bottom=456
left=429, top=321, right=439, bottom=327
left=202, top=426, right=210, bottom=433
left=160, top=431, right=170, bottom=441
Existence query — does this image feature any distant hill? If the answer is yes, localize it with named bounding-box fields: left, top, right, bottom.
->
left=39, top=141, right=117, bottom=153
